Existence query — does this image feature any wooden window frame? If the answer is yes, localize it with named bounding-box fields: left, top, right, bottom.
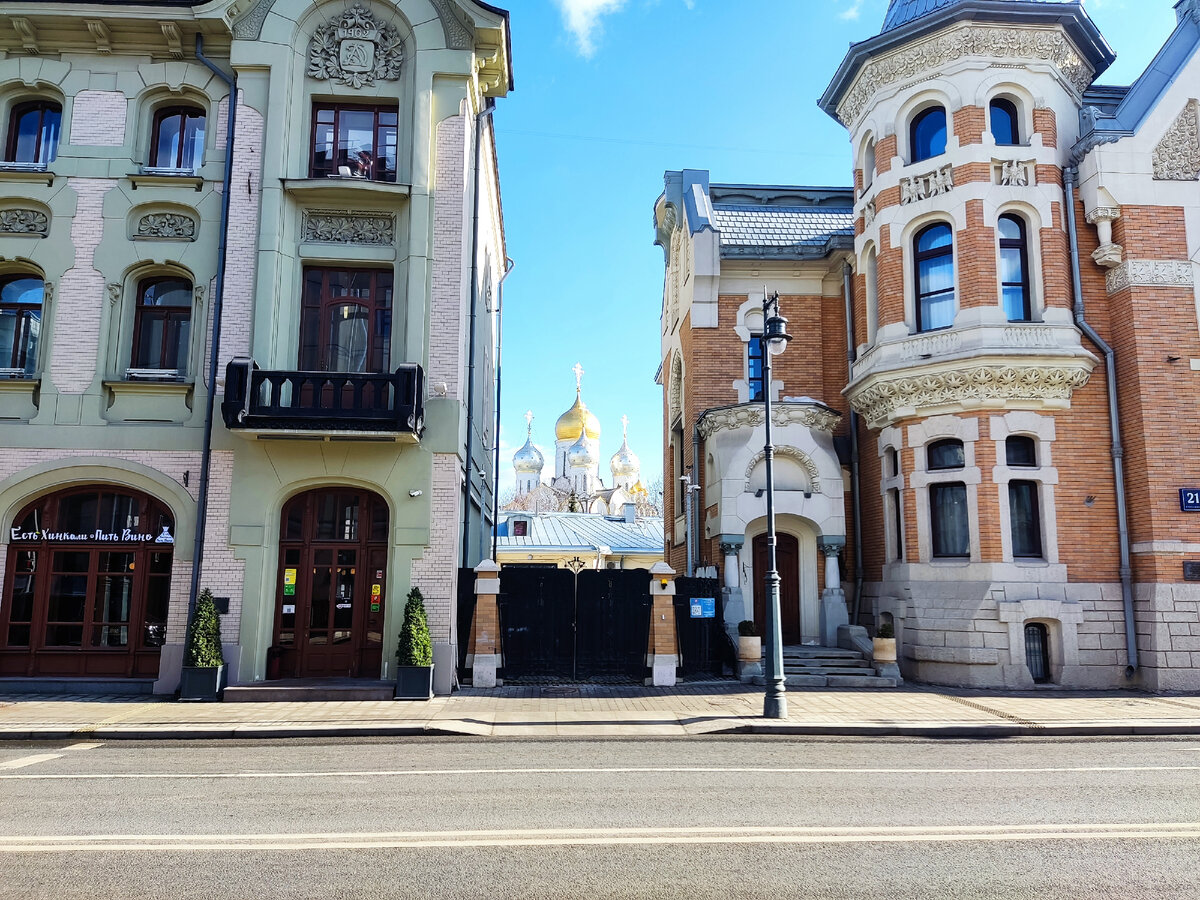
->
left=5, top=100, right=61, bottom=165
left=131, top=276, right=193, bottom=374
left=309, top=103, right=399, bottom=183
left=0, top=273, right=44, bottom=374
left=299, top=266, right=394, bottom=374
left=149, top=105, right=206, bottom=170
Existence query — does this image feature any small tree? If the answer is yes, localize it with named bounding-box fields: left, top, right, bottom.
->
left=396, top=586, right=433, bottom=667
left=184, top=589, right=225, bottom=668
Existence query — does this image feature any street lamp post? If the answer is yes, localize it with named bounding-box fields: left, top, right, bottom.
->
left=760, top=289, right=792, bottom=719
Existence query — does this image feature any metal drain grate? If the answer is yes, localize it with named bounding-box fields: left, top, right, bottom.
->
left=541, top=687, right=581, bottom=697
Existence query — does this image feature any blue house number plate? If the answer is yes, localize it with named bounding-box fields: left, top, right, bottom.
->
left=690, top=598, right=716, bottom=619
left=1182, top=489, right=1200, bottom=512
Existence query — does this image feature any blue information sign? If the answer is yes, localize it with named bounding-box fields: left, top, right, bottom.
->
left=1182, top=489, right=1200, bottom=512
left=690, top=597, right=716, bottom=619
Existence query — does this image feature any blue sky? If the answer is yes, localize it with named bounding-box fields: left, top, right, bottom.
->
left=492, top=0, right=1179, bottom=498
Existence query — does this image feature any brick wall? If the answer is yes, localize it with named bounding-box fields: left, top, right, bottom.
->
left=410, top=452, right=464, bottom=642
left=1032, top=108, right=1057, bottom=148
left=428, top=112, right=468, bottom=399
left=51, top=178, right=116, bottom=394
left=954, top=105, right=986, bottom=145
left=69, top=91, right=127, bottom=147
left=957, top=200, right=998, bottom=309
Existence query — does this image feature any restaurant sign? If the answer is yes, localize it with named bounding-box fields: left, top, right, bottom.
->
left=10, top=525, right=175, bottom=545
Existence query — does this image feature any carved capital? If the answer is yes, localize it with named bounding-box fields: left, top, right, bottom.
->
left=1085, top=206, right=1121, bottom=225
left=1091, top=243, right=1124, bottom=269
left=106, top=283, right=122, bottom=305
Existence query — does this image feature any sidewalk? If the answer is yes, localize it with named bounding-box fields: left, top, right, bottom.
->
left=4, top=682, right=1200, bottom=740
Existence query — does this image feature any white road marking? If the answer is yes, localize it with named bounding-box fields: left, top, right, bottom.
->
left=63, top=743, right=103, bottom=752
left=3, top=763, right=1200, bottom=781
left=0, top=754, right=63, bottom=771
left=1, top=823, right=1199, bottom=853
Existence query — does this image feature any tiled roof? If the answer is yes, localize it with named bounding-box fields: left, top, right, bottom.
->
left=498, top=513, right=664, bottom=555
left=710, top=205, right=854, bottom=256
left=882, top=0, right=1074, bottom=32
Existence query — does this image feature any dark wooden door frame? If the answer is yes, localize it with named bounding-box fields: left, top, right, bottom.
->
left=752, top=533, right=802, bottom=645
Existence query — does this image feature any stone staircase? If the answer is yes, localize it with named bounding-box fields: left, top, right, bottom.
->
left=780, top=646, right=898, bottom=688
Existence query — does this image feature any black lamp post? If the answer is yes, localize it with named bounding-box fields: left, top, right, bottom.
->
left=760, top=290, right=792, bottom=719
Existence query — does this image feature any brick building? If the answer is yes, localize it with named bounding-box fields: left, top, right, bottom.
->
left=0, top=0, right=511, bottom=694
left=655, top=0, right=1200, bottom=690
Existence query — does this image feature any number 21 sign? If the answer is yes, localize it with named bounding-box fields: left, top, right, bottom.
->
left=1182, top=489, right=1200, bottom=512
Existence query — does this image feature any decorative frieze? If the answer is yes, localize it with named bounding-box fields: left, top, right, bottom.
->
left=849, top=363, right=1093, bottom=428
left=135, top=213, right=196, bottom=240
left=0, top=209, right=49, bottom=236
left=900, top=165, right=954, bottom=205
left=302, top=210, right=395, bottom=245
left=697, top=402, right=842, bottom=440
left=1152, top=100, right=1200, bottom=181
left=838, top=25, right=1092, bottom=126
left=307, top=4, right=403, bottom=89
left=1003, top=327, right=1059, bottom=350
left=995, top=159, right=1035, bottom=187
left=898, top=331, right=961, bottom=360
left=1106, top=260, right=1196, bottom=294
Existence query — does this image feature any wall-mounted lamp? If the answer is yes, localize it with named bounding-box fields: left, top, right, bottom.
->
left=409, top=489, right=423, bottom=498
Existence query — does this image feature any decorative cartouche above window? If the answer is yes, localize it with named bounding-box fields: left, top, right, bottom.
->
left=307, top=4, right=404, bottom=89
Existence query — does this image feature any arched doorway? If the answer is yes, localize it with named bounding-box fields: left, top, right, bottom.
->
left=0, top=486, right=175, bottom=678
left=273, top=488, right=389, bottom=679
left=752, top=533, right=801, bottom=645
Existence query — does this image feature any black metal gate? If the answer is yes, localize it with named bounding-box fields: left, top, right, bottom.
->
left=673, top=576, right=729, bottom=678
left=498, top=566, right=651, bottom=681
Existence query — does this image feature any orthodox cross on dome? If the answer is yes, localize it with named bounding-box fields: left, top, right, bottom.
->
left=573, top=362, right=584, bottom=393
left=525, top=409, right=534, bottom=436
left=621, top=415, right=630, bottom=440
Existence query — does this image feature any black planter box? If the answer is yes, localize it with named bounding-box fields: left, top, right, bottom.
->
left=394, top=665, right=433, bottom=700
left=179, top=665, right=227, bottom=702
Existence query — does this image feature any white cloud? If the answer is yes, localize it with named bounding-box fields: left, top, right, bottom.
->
left=554, top=0, right=626, bottom=57
left=840, top=0, right=864, bottom=20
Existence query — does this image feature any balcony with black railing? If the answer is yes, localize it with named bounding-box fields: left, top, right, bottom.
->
left=221, top=358, right=425, bottom=441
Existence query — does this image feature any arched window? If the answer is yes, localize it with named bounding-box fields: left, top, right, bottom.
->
left=865, top=246, right=879, bottom=344
left=990, top=98, right=1020, bottom=146
left=1005, top=435, right=1037, bottom=468
left=149, top=106, right=205, bottom=171
left=914, top=223, right=955, bottom=332
left=863, top=139, right=876, bottom=190
left=1024, top=622, right=1051, bottom=683
left=999, top=214, right=1032, bottom=322
left=910, top=106, right=947, bottom=163
left=927, top=439, right=964, bottom=471
left=0, top=274, right=43, bottom=377
left=5, top=100, right=61, bottom=166
left=131, top=276, right=192, bottom=375
left=300, top=267, right=393, bottom=373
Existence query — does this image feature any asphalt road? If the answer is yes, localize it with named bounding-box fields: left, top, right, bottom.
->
left=1, top=736, right=1199, bottom=899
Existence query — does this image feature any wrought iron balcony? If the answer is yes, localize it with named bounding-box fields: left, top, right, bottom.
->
left=221, top=358, right=425, bottom=440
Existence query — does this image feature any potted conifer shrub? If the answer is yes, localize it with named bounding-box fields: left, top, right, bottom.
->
left=737, top=620, right=761, bottom=662
left=179, top=589, right=226, bottom=701
left=873, top=620, right=898, bottom=665
left=395, top=586, right=434, bottom=700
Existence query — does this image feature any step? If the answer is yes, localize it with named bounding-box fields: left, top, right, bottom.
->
left=784, top=658, right=872, bottom=669
left=784, top=667, right=875, bottom=678
left=0, top=677, right=156, bottom=696
left=223, top=680, right=395, bottom=702
left=827, top=674, right=898, bottom=688
left=782, top=647, right=863, bottom=660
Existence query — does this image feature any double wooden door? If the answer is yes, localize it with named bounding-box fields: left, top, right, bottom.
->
left=752, top=533, right=801, bottom=646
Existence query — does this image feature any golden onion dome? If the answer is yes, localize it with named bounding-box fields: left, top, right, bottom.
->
left=555, top=393, right=601, bottom=442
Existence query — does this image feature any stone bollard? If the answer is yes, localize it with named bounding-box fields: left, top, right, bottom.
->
left=649, top=561, right=678, bottom=687
left=471, top=560, right=501, bottom=688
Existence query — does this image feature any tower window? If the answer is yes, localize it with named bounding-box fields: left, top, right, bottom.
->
left=914, top=223, right=955, bottom=333
left=990, top=99, right=1020, bottom=146
left=1005, top=435, right=1037, bottom=468
left=747, top=334, right=764, bottom=401
left=999, top=215, right=1032, bottom=322
left=930, top=482, right=969, bottom=558
left=910, top=106, right=947, bottom=163
left=1009, top=480, right=1043, bottom=558
left=927, top=439, right=964, bottom=471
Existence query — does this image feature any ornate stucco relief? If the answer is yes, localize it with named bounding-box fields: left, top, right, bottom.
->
left=837, top=26, right=1093, bottom=126
left=0, top=209, right=49, bottom=236
left=849, top=364, right=1092, bottom=428
left=1106, top=260, right=1196, bottom=294
left=900, top=165, right=954, bottom=204
left=308, top=5, right=403, bottom=89
left=995, top=159, right=1035, bottom=187
left=228, top=0, right=272, bottom=40
left=743, top=447, right=823, bottom=495
left=697, top=403, right=842, bottom=440
left=135, top=213, right=196, bottom=240
left=302, top=210, right=395, bottom=245
left=428, top=0, right=476, bottom=51
left=232, top=0, right=476, bottom=50
left=1152, top=100, right=1200, bottom=181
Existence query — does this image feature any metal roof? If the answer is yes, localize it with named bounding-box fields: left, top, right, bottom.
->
left=882, top=0, right=1075, bottom=31
left=497, top=513, right=664, bottom=556
left=711, top=205, right=854, bottom=255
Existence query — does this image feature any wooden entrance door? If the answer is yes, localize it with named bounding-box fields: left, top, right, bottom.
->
left=753, top=533, right=801, bottom=645
left=274, top=489, right=388, bottom=679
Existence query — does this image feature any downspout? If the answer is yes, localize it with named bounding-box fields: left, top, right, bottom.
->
left=461, top=98, right=498, bottom=569
left=692, top=426, right=702, bottom=576
left=1064, top=165, right=1138, bottom=676
left=186, top=35, right=236, bottom=630
left=843, top=261, right=865, bottom=625
left=490, top=257, right=515, bottom=562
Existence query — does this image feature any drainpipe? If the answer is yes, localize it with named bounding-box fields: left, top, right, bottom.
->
left=490, top=257, right=515, bottom=562
left=1064, top=165, right=1138, bottom=676
left=692, top=425, right=702, bottom=575
left=843, top=261, right=865, bottom=626
left=186, top=35, right=236, bottom=630
left=461, top=98, right=498, bottom=569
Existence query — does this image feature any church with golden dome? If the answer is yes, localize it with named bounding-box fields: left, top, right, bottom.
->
left=508, top=364, right=655, bottom=516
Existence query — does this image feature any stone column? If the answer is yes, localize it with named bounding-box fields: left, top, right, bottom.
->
left=471, top=560, right=501, bottom=688
left=720, top=539, right=742, bottom=590
left=818, top=540, right=849, bottom=648
left=649, top=561, right=678, bottom=687
left=1086, top=207, right=1123, bottom=269
left=718, top=536, right=748, bottom=638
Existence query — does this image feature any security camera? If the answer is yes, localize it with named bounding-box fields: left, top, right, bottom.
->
left=408, top=489, right=423, bottom=498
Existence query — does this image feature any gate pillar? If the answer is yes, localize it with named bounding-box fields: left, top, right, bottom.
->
left=649, top=562, right=678, bottom=687
left=472, top=560, right=502, bottom=688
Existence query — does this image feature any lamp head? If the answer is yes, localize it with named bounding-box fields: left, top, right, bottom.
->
left=764, top=311, right=791, bottom=356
